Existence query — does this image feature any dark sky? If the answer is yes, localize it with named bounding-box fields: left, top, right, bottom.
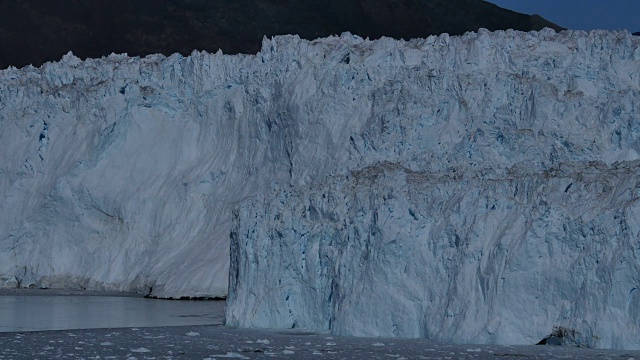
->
left=487, top=0, right=639, bottom=32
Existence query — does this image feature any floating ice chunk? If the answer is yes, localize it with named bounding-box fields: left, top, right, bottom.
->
left=210, top=353, right=249, bottom=359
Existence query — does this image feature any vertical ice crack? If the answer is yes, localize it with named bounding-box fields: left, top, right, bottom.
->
left=37, top=120, right=49, bottom=161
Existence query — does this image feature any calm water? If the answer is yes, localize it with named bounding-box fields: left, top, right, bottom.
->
left=0, top=295, right=224, bottom=332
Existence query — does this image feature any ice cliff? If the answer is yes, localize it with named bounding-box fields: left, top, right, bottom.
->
left=1, top=27, right=640, bottom=347
left=226, top=29, right=640, bottom=349
left=0, top=30, right=422, bottom=297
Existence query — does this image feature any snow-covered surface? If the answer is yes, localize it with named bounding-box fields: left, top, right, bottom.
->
left=1, top=28, right=640, bottom=344
left=226, top=29, right=640, bottom=349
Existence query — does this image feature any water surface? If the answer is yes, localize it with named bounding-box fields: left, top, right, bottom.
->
left=0, top=294, right=224, bottom=332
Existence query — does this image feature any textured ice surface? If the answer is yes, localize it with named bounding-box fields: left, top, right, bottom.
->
left=0, top=33, right=373, bottom=297
left=1, top=27, right=640, bottom=328
left=226, top=29, right=640, bottom=349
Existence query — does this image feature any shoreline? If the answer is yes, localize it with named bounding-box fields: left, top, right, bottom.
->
left=0, top=288, right=144, bottom=297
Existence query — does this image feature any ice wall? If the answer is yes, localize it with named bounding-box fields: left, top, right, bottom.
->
left=0, top=35, right=372, bottom=297
left=0, top=27, right=639, bottom=320
left=226, top=29, right=640, bottom=349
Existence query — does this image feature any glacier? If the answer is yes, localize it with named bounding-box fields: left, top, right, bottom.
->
left=1, top=27, right=640, bottom=347
left=225, top=29, right=640, bottom=349
left=0, top=31, right=410, bottom=297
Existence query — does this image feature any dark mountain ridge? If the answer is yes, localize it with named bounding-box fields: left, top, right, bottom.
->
left=0, top=0, right=563, bottom=69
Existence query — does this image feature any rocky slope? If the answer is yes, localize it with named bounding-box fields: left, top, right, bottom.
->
left=0, top=0, right=562, bottom=69
left=225, top=29, right=640, bottom=349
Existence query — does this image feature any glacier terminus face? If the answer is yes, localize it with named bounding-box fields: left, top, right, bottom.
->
left=1, top=28, right=640, bottom=348
left=227, top=29, right=640, bottom=349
